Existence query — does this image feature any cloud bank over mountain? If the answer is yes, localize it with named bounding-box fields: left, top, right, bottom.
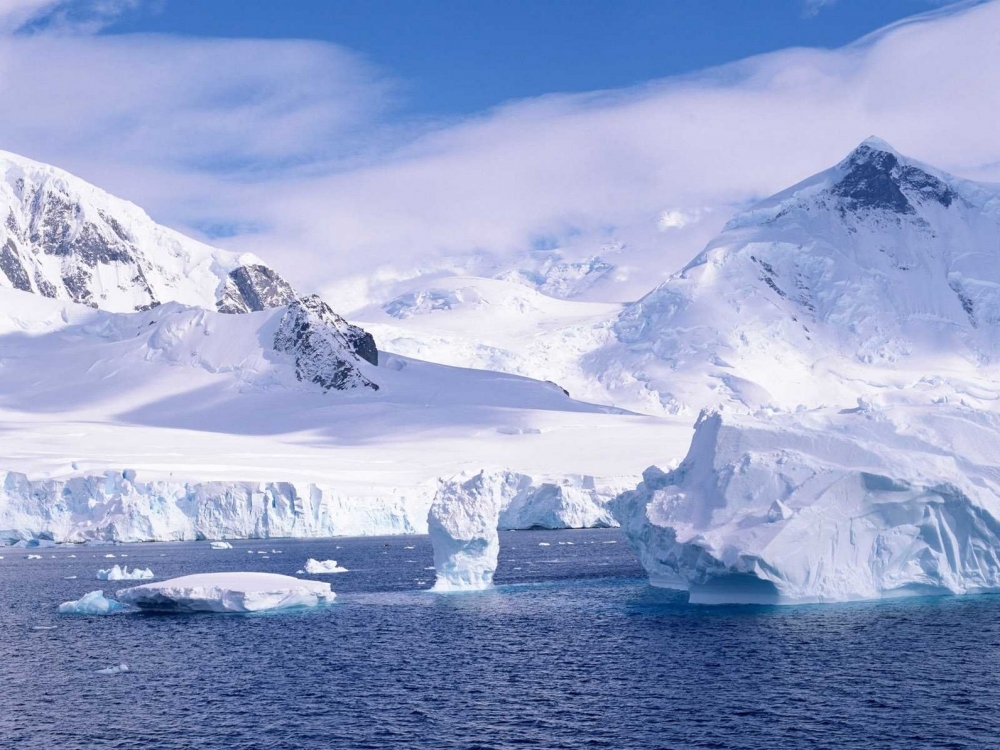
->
left=0, top=0, right=997, bottom=306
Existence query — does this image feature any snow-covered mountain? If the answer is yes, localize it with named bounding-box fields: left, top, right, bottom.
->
left=610, top=139, right=1000, bottom=604
left=0, top=150, right=360, bottom=320
left=604, top=137, right=1000, bottom=414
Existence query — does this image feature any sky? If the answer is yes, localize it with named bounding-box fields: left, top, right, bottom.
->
left=97, top=0, right=964, bottom=116
left=0, top=0, right=996, bottom=308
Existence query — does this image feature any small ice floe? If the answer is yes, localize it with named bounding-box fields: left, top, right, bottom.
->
left=261, top=555, right=270, bottom=559
left=602, top=540, right=617, bottom=544
left=104, top=554, right=116, bottom=559
left=298, top=559, right=348, bottom=575
left=209, top=541, right=233, bottom=550
left=63, top=576, right=78, bottom=580
left=120, top=554, right=128, bottom=558
left=537, top=543, right=550, bottom=547
left=58, top=590, right=125, bottom=615
left=247, top=551, right=254, bottom=555
left=31, top=625, right=57, bottom=631
left=96, top=663, right=130, bottom=676
left=404, top=546, right=415, bottom=550
left=271, top=550, right=282, bottom=554
left=68, top=554, right=76, bottom=558
left=97, top=565, right=154, bottom=581
left=0, top=556, right=4, bottom=560
left=116, top=572, right=335, bottom=613
left=26, top=554, right=42, bottom=560
left=256, top=550, right=267, bottom=555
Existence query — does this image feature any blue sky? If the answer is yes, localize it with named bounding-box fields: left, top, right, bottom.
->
left=102, top=0, right=962, bottom=115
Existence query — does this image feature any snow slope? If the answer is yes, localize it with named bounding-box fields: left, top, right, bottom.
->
left=353, top=276, right=623, bottom=406
left=0, top=286, right=688, bottom=542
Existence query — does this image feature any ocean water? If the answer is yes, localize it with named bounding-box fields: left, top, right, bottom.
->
left=2, top=528, right=999, bottom=749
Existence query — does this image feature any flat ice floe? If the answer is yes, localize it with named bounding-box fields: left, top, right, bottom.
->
left=58, top=590, right=125, bottom=615
left=116, top=572, right=335, bottom=613
left=209, top=541, right=233, bottom=550
left=299, top=559, right=348, bottom=574
left=97, top=565, right=154, bottom=581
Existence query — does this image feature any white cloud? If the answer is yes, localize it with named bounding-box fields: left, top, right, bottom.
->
left=802, top=0, right=838, bottom=18
left=0, top=0, right=998, bottom=306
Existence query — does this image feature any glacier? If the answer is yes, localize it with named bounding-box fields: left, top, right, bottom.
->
left=116, top=572, right=336, bottom=613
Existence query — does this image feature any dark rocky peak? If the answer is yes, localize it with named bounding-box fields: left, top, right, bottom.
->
left=217, top=264, right=297, bottom=314
left=298, top=294, right=378, bottom=366
left=830, top=137, right=957, bottom=215
left=273, top=298, right=378, bottom=392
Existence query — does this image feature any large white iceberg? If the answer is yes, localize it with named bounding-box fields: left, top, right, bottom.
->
left=116, top=572, right=335, bottom=613
left=58, top=590, right=125, bottom=615
left=299, top=559, right=348, bottom=574
left=427, top=471, right=524, bottom=591
left=97, top=565, right=154, bottom=581
left=614, top=410, right=1000, bottom=605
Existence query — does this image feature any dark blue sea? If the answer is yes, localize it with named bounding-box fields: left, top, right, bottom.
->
left=2, top=528, right=999, bottom=749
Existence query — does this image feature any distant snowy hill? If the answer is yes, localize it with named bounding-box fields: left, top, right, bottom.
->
left=603, top=137, right=1000, bottom=414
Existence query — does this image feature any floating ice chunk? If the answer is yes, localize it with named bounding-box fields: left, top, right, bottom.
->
left=613, top=410, right=1000, bottom=605
left=209, top=541, right=233, bottom=550
left=301, top=559, right=348, bottom=574
left=428, top=470, right=522, bottom=591
left=104, top=554, right=116, bottom=559
left=31, top=625, right=57, bottom=631
left=64, top=575, right=78, bottom=580
left=537, top=542, right=550, bottom=547
left=97, top=565, right=154, bottom=581
left=97, top=663, right=130, bottom=675
left=26, top=554, right=41, bottom=559
left=116, top=572, right=335, bottom=613
left=58, top=590, right=125, bottom=615
left=404, top=546, right=415, bottom=550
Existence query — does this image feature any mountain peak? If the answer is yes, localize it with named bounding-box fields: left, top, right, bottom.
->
left=831, top=137, right=955, bottom=214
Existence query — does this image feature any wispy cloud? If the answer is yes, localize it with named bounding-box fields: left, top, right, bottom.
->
left=0, top=0, right=997, bottom=308
left=802, top=0, right=838, bottom=18
left=0, top=0, right=142, bottom=33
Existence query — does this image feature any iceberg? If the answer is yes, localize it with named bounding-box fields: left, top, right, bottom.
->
left=58, top=590, right=125, bottom=615
left=209, top=541, right=233, bottom=550
left=427, top=471, right=523, bottom=591
left=613, top=410, right=1000, bottom=605
left=116, top=572, right=335, bottom=613
left=300, top=559, right=348, bottom=574
left=97, top=565, right=154, bottom=581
